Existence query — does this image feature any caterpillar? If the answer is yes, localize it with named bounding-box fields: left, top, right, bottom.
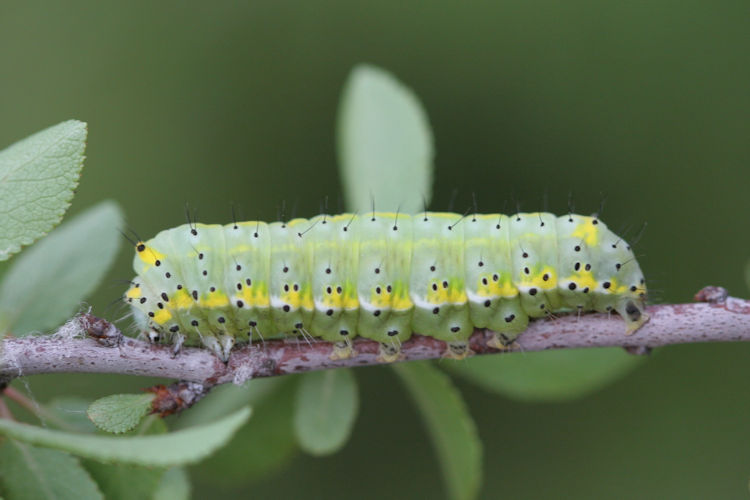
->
left=125, top=212, right=648, bottom=361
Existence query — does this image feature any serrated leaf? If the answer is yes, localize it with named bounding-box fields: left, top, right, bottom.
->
left=0, top=120, right=87, bottom=261
left=87, top=394, right=155, bottom=434
left=337, top=64, right=433, bottom=214
left=195, top=378, right=297, bottom=486
left=0, top=200, right=124, bottom=335
left=0, top=407, right=251, bottom=467
left=82, top=462, right=164, bottom=500
left=447, top=348, right=643, bottom=402
left=153, top=468, right=190, bottom=500
left=0, top=439, right=103, bottom=500
left=294, top=370, right=358, bottom=456
left=394, top=362, right=481, bottom=500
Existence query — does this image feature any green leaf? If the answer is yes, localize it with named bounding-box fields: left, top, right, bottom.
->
left=47, top=397, right=98, bottom=433
left=294, top=370, right=358, bottom=456
left=174, top=377, right=282, bottom=429
left=0, top=406, right=251, bottom=467
left=447, top=348, right=643, bottom=402
left=83, top=462, right=164, bottom=500
left=0, top=120, right=87, bottom=261
left=337, top=64, right=433, bottom=214
left=0, top=439, right=103, bottom=500
left=0, top=200, right=124, bottom=335
left=394, top=362, right=481, bottom=500
left=745, top=260, right=750, bottom=292
left=87, top=394, right=156, bottom=434
left=153, top=468, right=190, bottom=500
left=195, top=378, right=297, bottom=486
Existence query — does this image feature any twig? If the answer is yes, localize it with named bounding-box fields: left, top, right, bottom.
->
left=0, top=287, right=748, bottom=388
left=2, top=386, right=76, bottom=430
left=0, top=397, right=14, bottom=420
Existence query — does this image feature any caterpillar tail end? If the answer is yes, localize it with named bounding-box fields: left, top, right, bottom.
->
left=618, top=298, right=650, bottom=335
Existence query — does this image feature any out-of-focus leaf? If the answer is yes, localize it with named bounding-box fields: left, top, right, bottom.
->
left=0, top=200, right=124, bottom=335
left=0, top=439, right=103, bottom=500
left=174, top=377, right=282, bottom=429
left=0, top=406, right=251, bottom=466
left=48, top=397, right=97, bottom=432
left=0, top=120, right=87, bottom=261
left=294, top=370, right=358, bottom=456
left=153, top=467, right=191, bottom=500
left=83, top=462, right=163, bottom=500
left=394, top=362, right=481, bottom=500
left=194, top=377, right=297, bottom=486
left=448, top=348, right=643, bottom=402
left=38, top=396, right=96, bottom=432
left=745, top=260, right=750, bottom=292
left=134, top=415, right=167, bottom=436
left=87, top=394, right=155, bottom=434
left=337, top=64, right=433, bottom=214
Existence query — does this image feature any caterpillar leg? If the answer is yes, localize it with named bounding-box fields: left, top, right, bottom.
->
left=219, top=334, right=235, bottom=360
left=487, top=332, right=520, bottom=351
left=330, top=340, right=356, bottom=360
left=146, top=329, right=162, bottom=343
left=443, top=340, right=473, bottom=360
left=170, top=333, right=185, bottom=357
left=201, top=334, right=235, bottom=362
left=377, top=342, right=403, bottom=363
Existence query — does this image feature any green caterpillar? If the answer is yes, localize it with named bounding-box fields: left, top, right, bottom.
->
left=125, top=212, right=648, bottom=361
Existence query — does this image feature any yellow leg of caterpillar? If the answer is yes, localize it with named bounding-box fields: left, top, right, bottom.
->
left=329, top=340, right=357, bottom=360
left=443, top=341, right=474, bottom=360
left=487, top=333, right=520, bottom=351
left=377, top=342, right=403, bottom=363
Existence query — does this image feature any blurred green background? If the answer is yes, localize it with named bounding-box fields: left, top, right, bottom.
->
left=1, top=1, right=749, bottom=498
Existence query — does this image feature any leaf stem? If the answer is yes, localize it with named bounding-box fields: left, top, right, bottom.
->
left=3, top=387, right=78, bottom=431
left=0, top=396, right=14, bottom=420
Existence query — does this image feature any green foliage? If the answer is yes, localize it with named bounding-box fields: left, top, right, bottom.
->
left=0, top=439, right=103, bottom=500
left=294, top=370, right=359, bottom=456
left=0, top=406, right=251, bottom=466
left=0, top=200, right=124, bottom=335
left=448, top=348, right=643, bottom=401
left=192, top=378, right=298, bottom=486
left=175, top=377, right=282, bottom=429
left=153, top=468, right=191, bottom=500
left=0, top=120, right=86, bottom=261
left=87, top=394, right=156, bottom=434
left=337, top=64, right=434, bottom=215
left=337, top=66, right=482, bottom=499
left=82, top=462, right=164, bottom=500
left=393, top=363, right=482, bottom=500
left=47, top=397, right=98, bottom=432
left=0, top=64, right=653, bottom=500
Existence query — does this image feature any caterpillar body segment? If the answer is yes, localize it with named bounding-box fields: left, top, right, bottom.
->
left=126, top=212, right=648, bottom=361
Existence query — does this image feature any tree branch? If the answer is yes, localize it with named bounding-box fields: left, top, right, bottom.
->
left=1, top=287, right=748, bottom=388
